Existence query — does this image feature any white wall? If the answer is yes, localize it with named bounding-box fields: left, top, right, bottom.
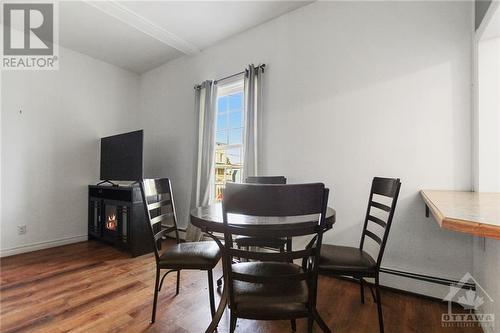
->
left=473, top=238, right=500, bottom=333
left=1, top=46, right=140, bottom=256
left=473, top=4, right=500, bottom=332
left=476, top=37, right=500, bottom=192
left=140, top=1, right=474, bottom=298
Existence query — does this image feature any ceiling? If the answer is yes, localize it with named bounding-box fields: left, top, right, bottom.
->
left=59, top=1, right=312, bottom=74
left=480, top=2, right=500, bottom=41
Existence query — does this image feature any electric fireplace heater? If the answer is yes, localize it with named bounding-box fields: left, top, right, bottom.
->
left=88, top=185, right=150, bottom=257
left=101, top=202, right=128, bottom=243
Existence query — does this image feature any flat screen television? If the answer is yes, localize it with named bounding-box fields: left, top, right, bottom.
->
left=100, top=130, right=143, bottom=181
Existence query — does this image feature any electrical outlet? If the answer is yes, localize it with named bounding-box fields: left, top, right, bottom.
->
left=17, top=225, right=27, bottom=235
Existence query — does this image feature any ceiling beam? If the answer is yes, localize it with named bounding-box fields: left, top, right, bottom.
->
left=84, top=0, right=199, bottom=55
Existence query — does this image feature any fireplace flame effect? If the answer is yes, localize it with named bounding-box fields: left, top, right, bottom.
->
left=106, top=213, right=117, bottom=231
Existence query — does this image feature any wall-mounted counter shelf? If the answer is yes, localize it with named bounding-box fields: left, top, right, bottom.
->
left=421, top=190, right=500, bottom=240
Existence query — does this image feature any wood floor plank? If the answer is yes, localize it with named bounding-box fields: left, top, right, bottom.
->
left=0, top=240, right=483, bottom=333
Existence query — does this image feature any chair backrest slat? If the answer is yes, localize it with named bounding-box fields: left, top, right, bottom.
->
left=229, top=248, right=314, bottom=262
left=364, top=229, right=382, bottom=245
left=225, top=223, right=319, bottom=238
left=367, top=215, right=387, bottom=228
left=245, top=176, right=287, bottom=184
left=140, top=178, right=180, bottom=262
left=370, top=201, right=391, bottom=212
left=150, top=212, right=175, bottom=225
left=222, top=182, right=329, bottom=309
left=360, top=177, right=401, bottom=267
left=147, top=198, right=172, bottom=210
left=142, top=178, right=172, bottom=197
left=372, top=177, right=399, bottom=197
left=223, top=183, right=325, bottom=216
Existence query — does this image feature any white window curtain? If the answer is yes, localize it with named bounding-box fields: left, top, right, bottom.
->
left=242, top=64, right=264, bottom=180
left=186, top=64, right=264, bottom=242
left=186, top=80, right=217, bottom=242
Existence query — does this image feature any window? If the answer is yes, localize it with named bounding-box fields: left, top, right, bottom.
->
left=213, top=79, right=245, bottom=201
left=474, top=4, right=500, bottom=191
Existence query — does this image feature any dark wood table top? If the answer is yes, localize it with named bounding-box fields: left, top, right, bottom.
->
left=190, top=202, right=336, bottom=233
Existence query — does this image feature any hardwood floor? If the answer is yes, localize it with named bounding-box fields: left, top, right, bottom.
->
left=0, top=240, right=481, bottom=333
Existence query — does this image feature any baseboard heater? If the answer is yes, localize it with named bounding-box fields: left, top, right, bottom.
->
left=380, top=267, right=475, bottom=291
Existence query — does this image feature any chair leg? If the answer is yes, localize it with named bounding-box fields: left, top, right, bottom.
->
left=307, top=315, right=314, bottom=333
left=369, top=283, right=377, bottom=303
left=359, top=277, right=365, bottom=304
left=151, top=267, right=160, bottom=323
left=290, top=319, right=296, bottom=331
left=175, top=270, right=180, bottom=295
left=158, top=269, right=176, bottom=291
left=375, top=276, right=384, bottom=333
left=312, top=308, right=331, bottom=333
left=230, top=310, right=237, bottom=333
left=207, top=270, right=216, bottom=317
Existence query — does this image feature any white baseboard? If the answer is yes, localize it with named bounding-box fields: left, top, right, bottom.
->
left=0, top=229, right=185, bottom=258
left=0, top=234, right=88, bottom=257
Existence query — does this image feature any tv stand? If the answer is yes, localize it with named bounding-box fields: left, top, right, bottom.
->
left=96, top=180, right=119, bottom=186
left=88, top=184, right=152, bottom=257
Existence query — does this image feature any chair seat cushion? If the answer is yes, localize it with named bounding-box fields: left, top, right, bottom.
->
left=319, top=244, right=376, bottom=274
left=231, top=262, right=309, bottom=319
left=159, top=241, right=221, bottom=270
left=234, top=236, right=287, bottom=249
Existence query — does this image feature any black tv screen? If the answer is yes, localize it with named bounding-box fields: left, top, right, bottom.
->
left=100, top=130, right=143, bottom=181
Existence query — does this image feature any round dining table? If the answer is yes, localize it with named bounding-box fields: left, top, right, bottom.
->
left=190, top=202, right=336, bottom=333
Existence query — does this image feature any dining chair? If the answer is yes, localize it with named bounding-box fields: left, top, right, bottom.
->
left=234, top=176, right=290, bottom=253
left=318, top=177, right=401, bottom=333
left=245, top=176, right=287, bottom=184
left=222, top=182, right=331, bottom=333
left=140, top=178, right=222, bottom=323
left=216, top=176, right=289, bottom=285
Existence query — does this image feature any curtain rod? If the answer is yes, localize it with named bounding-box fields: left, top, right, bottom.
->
left=194, top=64, right=265, bottom=89
left=214, top=64, right=265, bottom=84
left=214, top=70, right=245, bottom=84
